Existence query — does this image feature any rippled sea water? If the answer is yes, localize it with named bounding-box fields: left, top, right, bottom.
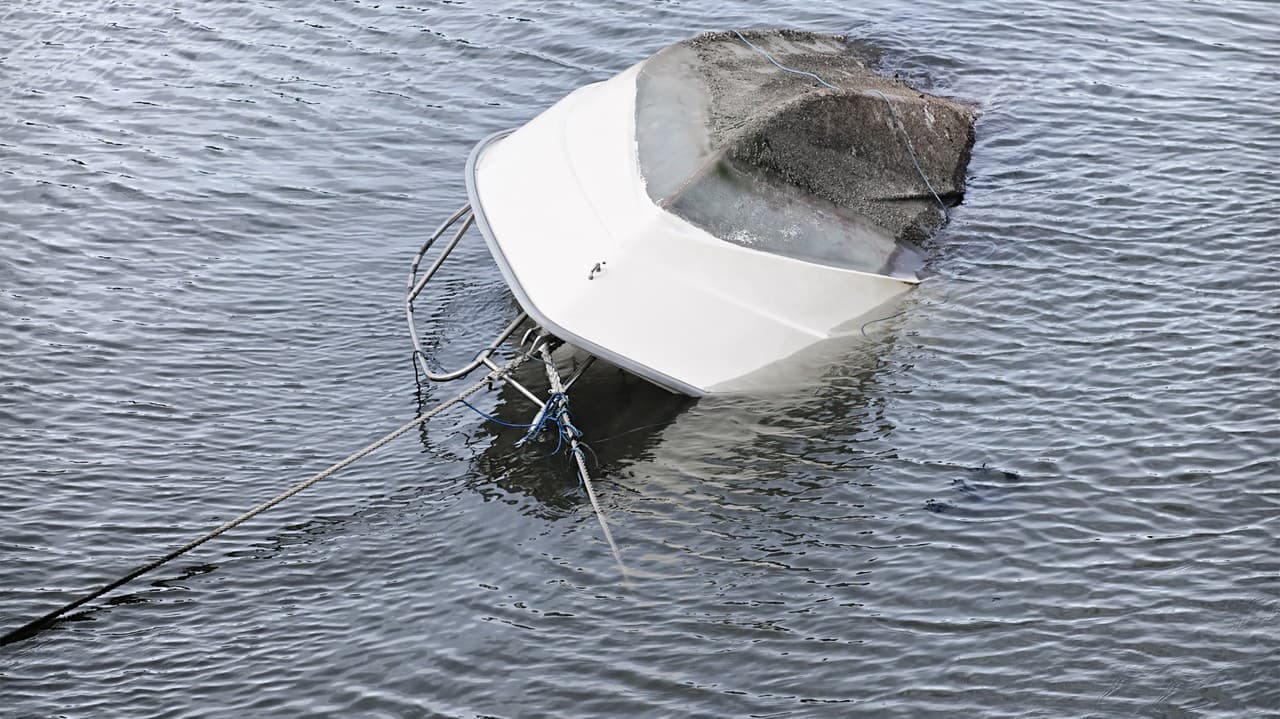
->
left=3, top=1, right=1277, bottom=716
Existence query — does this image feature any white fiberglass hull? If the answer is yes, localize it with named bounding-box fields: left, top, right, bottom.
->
left=466, top=62, right=919, bottom=395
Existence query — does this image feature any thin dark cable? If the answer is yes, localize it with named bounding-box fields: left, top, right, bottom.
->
left=861, top=310, right=910, bottom=338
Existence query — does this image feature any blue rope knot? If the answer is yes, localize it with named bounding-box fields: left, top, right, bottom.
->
left=516, top=392, right=581, bottom=456
left=458, top=391, right=584, bottom=458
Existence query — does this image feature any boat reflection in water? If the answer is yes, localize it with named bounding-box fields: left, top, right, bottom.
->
left=411, top=303, right=912, bottom=514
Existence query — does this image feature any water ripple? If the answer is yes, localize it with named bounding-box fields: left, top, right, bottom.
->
left=2, top=0, right=1278, bottom=716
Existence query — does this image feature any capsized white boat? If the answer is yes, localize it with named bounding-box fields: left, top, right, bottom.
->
left=409, top=29, right=976, bottom=397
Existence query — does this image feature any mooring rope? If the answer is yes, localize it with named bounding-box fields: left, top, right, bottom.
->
left=0, top=353, right=529, bottom=647
left=536, top=344, right=625, bottom=575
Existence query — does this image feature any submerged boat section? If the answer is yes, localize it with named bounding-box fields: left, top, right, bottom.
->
left=456, top=29, right=977, bottom=395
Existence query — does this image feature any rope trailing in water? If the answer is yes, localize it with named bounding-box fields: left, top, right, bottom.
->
left=732, top=30, right=948, bottom=213
left=0, top=353, right=530, bottom=647
left=536, top=344, right=625, bottom=575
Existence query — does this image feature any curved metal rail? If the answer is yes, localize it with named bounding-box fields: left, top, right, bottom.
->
left=405, top=203, right=530, bottom=384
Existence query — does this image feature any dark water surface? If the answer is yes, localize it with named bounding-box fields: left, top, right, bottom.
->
left=3, top=1, right=1277, bottom=716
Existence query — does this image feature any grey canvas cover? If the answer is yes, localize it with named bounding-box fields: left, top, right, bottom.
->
left=635, top=30, right=977, bottom=279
